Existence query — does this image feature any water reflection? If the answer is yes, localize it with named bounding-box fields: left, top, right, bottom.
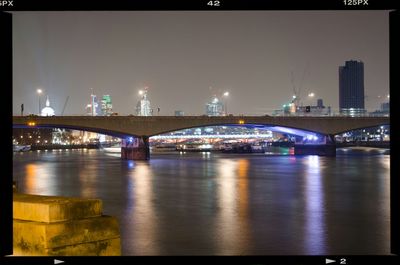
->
left=378, top=156, right=390, bottom=252
left=237, top=159, right=249, bottom=218
left=79, top=163, right=99, bottom=198
left=127, top=162, right=159, bottom=255
left=13, top=150, right=391, bottom=255
left=24, top=163, right=56, bottom=195
left=216, top=158, right=250, bottom=254
left=303, top=156, right=326, bottom=253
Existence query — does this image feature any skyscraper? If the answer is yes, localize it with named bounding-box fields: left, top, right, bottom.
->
left=136, top=88, right=152, bottom=116
left=85, top=94, right=99, bottom=116
left=339, top=60, right=365, bottom=116
left=206, top=96, right=225, bottom=116
left=101, top=95, right=113, bottom=116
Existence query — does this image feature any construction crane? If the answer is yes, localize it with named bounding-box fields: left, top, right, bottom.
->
left=290, top=63, right=309, bottom=110
left=61, top=96, right=69, bottom=116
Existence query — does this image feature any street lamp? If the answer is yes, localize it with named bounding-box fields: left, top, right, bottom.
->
left=223, top=91, right=229, bottom=115
left=307, top=92, right=315, bottom=108
left=36, top=88, right=42, bottom=115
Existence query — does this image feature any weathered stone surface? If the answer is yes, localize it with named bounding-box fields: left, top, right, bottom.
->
left=13, top=216, right=120, bottom=249
left=13, top=237, right=121, bottom=256
left=13, top=193, right=102, bottom=223
left=13, top=193, right=121, bottom=256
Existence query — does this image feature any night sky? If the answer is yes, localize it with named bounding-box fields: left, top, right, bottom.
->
left=12, top=11, right=389, bottom=116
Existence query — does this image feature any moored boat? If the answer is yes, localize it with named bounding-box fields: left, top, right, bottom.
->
left=13, top=145, right=31, bottom=152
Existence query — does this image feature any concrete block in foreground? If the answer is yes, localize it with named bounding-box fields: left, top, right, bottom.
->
left=13, top=193, right=103, bottom=223
left=13, top=193, right=121, bottom=256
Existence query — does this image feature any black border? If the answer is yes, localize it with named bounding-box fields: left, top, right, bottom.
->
left=389, top=9, right=399, bottom=256
left=1, top=0, right=399, bottom=264
left=0, top=10, right=13, bottom=257
left=0, top=0, right=398, bottom=11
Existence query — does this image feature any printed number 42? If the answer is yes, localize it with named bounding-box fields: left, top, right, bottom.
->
left=207, top=1, right=220, bottom=6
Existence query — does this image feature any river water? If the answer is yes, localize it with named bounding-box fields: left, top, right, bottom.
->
left=12, top=147, right=390, bottom=255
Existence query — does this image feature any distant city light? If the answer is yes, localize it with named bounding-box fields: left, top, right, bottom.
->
left=223, top=92, right=229, bottom=96
left=308, top=92, right=315, bottom=97
left=151, top=133, right=273, bottom=140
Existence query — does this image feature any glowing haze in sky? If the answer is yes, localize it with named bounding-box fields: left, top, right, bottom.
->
left=12, top=11, right=389, bottom=116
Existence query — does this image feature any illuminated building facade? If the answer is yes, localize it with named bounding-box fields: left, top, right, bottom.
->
left=136, top=89, right=152, bottom=116
left=101, top=95, right=113, bottom=116
left=86, top=94, right=99, bottom=116
left=206, top=96, right=224, bottom=116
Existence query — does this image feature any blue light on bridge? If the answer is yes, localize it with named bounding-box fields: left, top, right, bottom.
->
left=306, top=135, right=319, bottom=141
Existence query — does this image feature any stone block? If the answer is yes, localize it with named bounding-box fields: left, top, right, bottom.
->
left=13, top=193, right=103, bottom=223
left=13, top=216, right=120, bottom=249
left=13, top=193, right=121, bottom=256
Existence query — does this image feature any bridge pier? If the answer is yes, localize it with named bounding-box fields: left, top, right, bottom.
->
left=294, top=134, right=336, bottom=156
left=294, top=144, right=336, bottom=156
left=121, top=136, right=150, bottom=160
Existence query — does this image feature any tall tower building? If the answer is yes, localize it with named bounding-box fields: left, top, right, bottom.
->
left=86, top=94, right=99, bottom=116
left=101, top=95, right=113, bottom=116
left=136, top=88, right=152, bottom=116
left=339, top=60, right=365, bottom=116
left=206, top=96, right=224, bottom=116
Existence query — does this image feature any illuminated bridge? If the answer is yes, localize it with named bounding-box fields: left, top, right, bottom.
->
left=13, top=115, right=389, bottom=159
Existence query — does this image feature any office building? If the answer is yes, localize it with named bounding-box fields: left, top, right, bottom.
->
left=206, top=96, right=225, bottom=116
left=339, top=60, right=366, bottom=116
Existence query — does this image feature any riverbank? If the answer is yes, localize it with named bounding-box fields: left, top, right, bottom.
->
left=30, top=144, right=100, bottom=151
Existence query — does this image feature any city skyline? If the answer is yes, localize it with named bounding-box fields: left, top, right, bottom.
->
left=12, top=11, right=389, bottom=115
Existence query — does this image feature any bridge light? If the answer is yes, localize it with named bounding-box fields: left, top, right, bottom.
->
left=238, top=119, right=245, bottom=125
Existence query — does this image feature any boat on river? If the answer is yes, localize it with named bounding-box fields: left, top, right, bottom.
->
left=13, top=145, right=31, bottom=152
left=102, top=147, right=121, bottom=153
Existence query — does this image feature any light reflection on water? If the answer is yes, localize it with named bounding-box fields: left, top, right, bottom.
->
left=129, top=162, right=160, bottom=255
left=303, top=156, right=326, bottom=253
left=13, top=149, right=390, bottom=255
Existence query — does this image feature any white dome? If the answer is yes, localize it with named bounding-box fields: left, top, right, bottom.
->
left=41, top=95, right=55, bottom=116
left=41, top=106, right=55, bottom=116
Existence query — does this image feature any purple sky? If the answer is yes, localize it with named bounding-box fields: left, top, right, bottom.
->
left=12, top=11, right=390, bottom=115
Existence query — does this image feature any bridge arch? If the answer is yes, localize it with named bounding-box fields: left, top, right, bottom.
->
left=150, top=123, right=326, bottom=139
left=333, top=123, right=390, bottom=136
left=13, top=123, right=138, bottom=139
